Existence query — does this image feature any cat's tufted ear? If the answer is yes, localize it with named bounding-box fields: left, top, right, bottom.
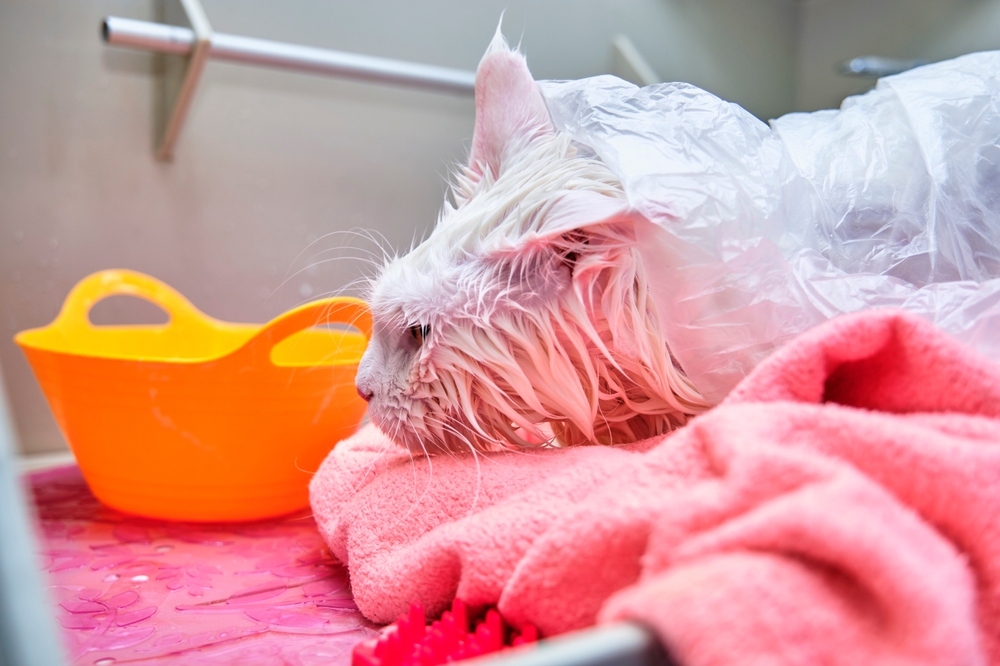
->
left=467, top=26, right=554, bottom=181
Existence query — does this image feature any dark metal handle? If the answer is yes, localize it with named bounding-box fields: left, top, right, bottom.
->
left=466, top=622, right=678, bottom=666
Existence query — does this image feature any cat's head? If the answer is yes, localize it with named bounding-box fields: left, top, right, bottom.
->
left=355, top=29, right=706, bottom=453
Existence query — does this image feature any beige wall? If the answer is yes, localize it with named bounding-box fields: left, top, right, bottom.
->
left=0, top=0, right=799, bottom=455
left=796, top=0, right=1000, bottom=111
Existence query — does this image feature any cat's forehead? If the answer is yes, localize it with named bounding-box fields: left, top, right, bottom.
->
left=369, top=181, right=542, bottom=323
left=369, top=251, right=455, bottom=325
left=368, top=215, right=529, bottom=329
left=369, top=136, right=627, bottom=326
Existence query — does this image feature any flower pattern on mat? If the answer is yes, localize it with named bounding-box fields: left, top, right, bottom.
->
left=30, top=465, right=376, bottom=666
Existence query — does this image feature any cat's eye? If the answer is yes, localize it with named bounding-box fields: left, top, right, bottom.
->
left=409, top=324, right=430, bottom=346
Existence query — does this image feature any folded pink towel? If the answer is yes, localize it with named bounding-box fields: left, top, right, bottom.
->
left=310, top=310, right=1000, bottom=666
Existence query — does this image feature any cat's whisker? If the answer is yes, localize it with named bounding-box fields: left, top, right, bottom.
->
left=281, top=230, right=388, bottom=279
left=297, top=244, right=387, bottom=270
left=278, top=257, right=376, bottom=296
left=351, top=434, right=396, bottom=496
left=394, top=428, right=438, bottom=526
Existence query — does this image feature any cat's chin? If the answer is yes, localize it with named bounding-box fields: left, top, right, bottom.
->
left=369, top=405, right=564, bottom=454
left=373, top=407, right=674, bottom=452
left=368, top=411, right=504, bottom=455
left=393, top=430, right=513, bottom=455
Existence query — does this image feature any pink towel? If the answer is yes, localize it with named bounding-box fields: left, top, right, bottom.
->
left=310, top=310, right=1000, bottom=666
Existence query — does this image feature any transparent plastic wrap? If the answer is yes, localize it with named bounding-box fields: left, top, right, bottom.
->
left=539, top=51, right=1000, bottom=403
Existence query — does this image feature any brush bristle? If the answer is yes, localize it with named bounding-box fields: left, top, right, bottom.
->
left=352, top=599, right=539, bottom=666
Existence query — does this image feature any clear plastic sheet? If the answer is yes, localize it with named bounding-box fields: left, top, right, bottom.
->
left=539, top=51, right=1000, bottom=402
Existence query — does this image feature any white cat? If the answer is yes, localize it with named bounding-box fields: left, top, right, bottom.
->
left=355, top=30, right=707, bottom=453
left=355, top=29, right=1000, bottom=453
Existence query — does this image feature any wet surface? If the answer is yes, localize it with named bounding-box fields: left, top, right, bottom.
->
left=27, top=465, right=376, bottom=665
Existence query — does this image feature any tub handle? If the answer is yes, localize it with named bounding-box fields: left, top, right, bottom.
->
left=54, top=269, right=210, bottom=332
left=243, top=297, right=372, bottom=364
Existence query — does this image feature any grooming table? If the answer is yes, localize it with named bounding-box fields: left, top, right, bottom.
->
left=27, top=465, right=376, bottom=666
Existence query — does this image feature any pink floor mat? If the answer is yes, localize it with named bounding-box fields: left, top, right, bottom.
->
left=27, top=464, right=376, bottom=666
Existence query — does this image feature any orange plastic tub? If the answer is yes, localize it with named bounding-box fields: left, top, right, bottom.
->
left=16, top=269, right=370, bottom=522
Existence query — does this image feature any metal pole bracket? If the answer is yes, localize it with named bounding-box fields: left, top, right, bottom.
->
left=155, top=0, right=212, bottom=161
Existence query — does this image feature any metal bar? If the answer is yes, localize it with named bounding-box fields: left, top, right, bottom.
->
left=611, top=34, right=660, bottom=87
left=0, top=359, right=67, bottom=666
left=465, top=623, right=677, bottom=666
left=103, top=15, right=477, bottom=95
left=838, top=56, right=928, bottom=78
left=155, top=0, right=213, bottom=160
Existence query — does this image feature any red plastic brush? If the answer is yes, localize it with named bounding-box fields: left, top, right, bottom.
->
left=353, top=599, right=539, bottom=666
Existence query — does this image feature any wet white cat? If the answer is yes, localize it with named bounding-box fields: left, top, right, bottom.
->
left=354, top=30, right=708, bottom=453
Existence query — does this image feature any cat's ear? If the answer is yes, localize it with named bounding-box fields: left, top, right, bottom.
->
left=468, top=25, right=554, bottom=181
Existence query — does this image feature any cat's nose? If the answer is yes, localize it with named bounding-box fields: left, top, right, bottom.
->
left=355, top=346, right=376, bottom=402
